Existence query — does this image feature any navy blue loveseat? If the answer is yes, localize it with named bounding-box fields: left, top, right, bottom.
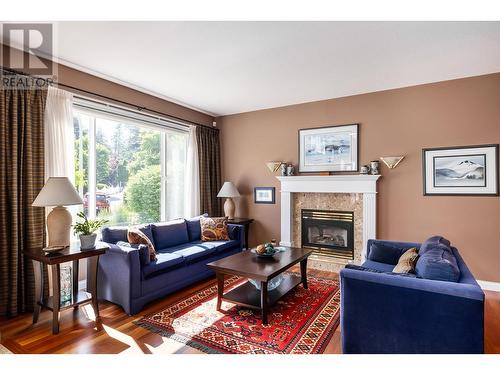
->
left=340, top=238, right=484, bottom=354
left=97, top=216, right=244, bottom=315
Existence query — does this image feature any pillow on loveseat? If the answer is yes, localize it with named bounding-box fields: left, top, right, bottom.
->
left=200, top=217, right=229, bottom=241
left=186, top=213, right=208, bottom=241
left=128, top=227, right=157, bottom=261
left=415, top=236, right=460, bottom=282
left=367, top=242, right=413, bottom=265
left=419, top=235, right=451, bottom=256
left=393, top=247, right=418, bottom=273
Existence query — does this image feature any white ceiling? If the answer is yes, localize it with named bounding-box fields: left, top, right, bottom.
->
left=6, top=21, right=500, bottom=116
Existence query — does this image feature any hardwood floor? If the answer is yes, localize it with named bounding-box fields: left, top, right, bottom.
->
left=0, top=269, right=497, bottom=354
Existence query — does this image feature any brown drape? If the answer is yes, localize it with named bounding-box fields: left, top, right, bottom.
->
left=196, top=125, right=222, bottom=217
left=0, top=82, right=47, bottom=317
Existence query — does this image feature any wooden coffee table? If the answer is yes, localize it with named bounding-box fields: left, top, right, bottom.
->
left=207, top=247, right=313, bottom=324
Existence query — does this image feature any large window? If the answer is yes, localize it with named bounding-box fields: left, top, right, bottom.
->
left=73, top=101, right=189, bottom=226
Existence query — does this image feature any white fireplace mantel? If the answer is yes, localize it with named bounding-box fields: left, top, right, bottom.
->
left=276, top=175, right=381, bottom=262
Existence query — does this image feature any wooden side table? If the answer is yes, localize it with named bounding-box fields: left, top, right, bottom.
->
left=227, top=217, right=254, bottom=249
left=23, top=242, right=108, bottom=334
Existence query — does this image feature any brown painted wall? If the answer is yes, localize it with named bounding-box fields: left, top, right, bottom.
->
left=218, top=73, right=500, bottom=282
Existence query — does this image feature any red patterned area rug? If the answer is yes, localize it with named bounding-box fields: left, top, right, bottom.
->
left=134, top=273, right=340, bottom=354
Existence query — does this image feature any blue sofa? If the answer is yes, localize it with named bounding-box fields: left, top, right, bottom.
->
left=340, top=238, right=484, bottom=354
left=97, top=216, right=244, bottom=315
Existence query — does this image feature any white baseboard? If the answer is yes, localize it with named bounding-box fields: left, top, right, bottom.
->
left=477, top=280, right=500, bottom=292
left=78, top=280, right=87, bottom=291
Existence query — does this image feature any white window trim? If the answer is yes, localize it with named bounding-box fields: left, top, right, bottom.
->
left=73, top=97, right=190, bottom=223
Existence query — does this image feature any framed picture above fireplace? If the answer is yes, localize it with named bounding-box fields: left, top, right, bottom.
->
left=299, top=123, right=359, bottom=173
left=422, top=144, right=499, bottom=196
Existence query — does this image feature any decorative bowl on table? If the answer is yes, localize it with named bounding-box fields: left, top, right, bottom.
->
left=252, top=243, right=277, bottom=258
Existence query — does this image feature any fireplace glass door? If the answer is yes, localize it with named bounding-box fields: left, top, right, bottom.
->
left=301, top=209, right=354, bottom=260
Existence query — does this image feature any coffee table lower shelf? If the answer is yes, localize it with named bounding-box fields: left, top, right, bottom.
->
left=220, top=273, right=302, bottom=323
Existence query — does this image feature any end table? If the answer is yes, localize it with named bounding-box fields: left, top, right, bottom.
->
left=23, top=242, right=108, bottom=334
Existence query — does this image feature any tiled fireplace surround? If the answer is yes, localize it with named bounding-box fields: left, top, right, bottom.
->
left=276, top=175, right=381, bottom=273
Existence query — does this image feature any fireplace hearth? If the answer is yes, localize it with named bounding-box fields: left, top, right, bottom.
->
left=301, top=209, right=354, bottom=260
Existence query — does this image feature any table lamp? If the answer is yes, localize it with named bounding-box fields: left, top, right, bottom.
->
left=32, top=177, right=83, bottom=248
left=217, top=182, right=240, bottom=220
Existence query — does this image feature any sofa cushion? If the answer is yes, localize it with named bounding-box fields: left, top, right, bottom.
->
left=419, top=236, right=451, bottom=256
left=186, top=213, right=208, bottom=241
left=227, top=224, right=241, bottom=241
left=416, top=245, right=460, bottom=282
left=101, top=226, right=128, bottom=244
left=142, top=252, right=185, bottom=278
left=152, top=219, right=189, bottom=249
left=137, top=224, right=154, bottom=244
left=345, top=264, right=417, bottom=278
left=362, top=260, right=396, bottom=273
left=393, top=247, right=419, bottom=274
left=161, top=243, right=217, bottom=262
left=200, top=217, right=229, bottom=241
left=367, top=242, right=410, bottom=265
left=190, top=240, right=240, bottom=253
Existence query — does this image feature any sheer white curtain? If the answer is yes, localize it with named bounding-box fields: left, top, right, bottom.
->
left=43, top=86, right=75, bottom=294
left=184, top=125, right=200, bottom=218
left=44, top=86, right=75, bottom=181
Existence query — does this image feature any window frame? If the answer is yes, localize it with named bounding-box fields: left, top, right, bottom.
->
left=73, top=96, right=190, bottom=223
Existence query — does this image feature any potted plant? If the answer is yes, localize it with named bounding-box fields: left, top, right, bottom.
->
left=73, top=211, right=108, bottom=250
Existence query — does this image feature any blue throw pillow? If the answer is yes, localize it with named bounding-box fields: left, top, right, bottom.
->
left=419, top=236, right=451, bottom=256
left=152, top=219, right=189, bottom=249
left=227, top=224, right=240, bottom=241
left=101, top=226, right=128, bottom=244
left=137, top=224, right=154, bottom=245
left=186, top=213, right=208, bottom=241
left=415, top=244, right=460, bottom=282
left=368, top=242, right=411, bottom=265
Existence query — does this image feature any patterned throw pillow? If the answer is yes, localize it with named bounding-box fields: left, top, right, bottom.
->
left=200, top=217, right=229, bottom=241
left=128, top=227, right=157, bottom=261
left=393, top=247, right=419, bottom=274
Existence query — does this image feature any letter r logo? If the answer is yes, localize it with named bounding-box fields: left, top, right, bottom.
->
left=1, top=23, right=53, bottom=75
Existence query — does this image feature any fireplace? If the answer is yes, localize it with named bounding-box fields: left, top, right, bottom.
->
left=301, top=209, right=354, bottom=260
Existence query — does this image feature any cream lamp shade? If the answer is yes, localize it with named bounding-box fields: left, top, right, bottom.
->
left=33, top=177, right=83, bottom=207
left=217, top=181, right=241, bottom=198
left=33, top=177, right=83, bottom=248
left=217, top=182, right=240, bottom=219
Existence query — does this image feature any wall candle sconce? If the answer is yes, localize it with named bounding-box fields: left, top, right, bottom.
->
left=380, top=156, right=405, bottom=169
left=266, top=161, right=283, bottom=173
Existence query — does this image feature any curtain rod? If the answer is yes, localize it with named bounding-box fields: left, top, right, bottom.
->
left=0, top=67, right=214, bottom=129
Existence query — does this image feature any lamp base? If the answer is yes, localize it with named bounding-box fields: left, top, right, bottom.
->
left=223, top=198, right=236, bottom=220
left=47, top=206, right=72, bottom=247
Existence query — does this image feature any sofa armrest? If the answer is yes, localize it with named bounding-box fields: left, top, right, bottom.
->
left=227, top=223, right=244, bottom=250
left=95, top=243, right=142, bottom=315
left=340, top=267, right=484, bottom=353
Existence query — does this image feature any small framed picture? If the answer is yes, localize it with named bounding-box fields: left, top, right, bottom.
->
left=422, top=144, right=499, bottom=196
left=299, top=124, right=359, bottom=173
left=254, top=187, right=275, bottom=204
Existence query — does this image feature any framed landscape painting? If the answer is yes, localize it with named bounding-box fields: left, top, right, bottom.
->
left=422, top=144, right=499, bottom=196
left=299, top=124, right=359, bottom=172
